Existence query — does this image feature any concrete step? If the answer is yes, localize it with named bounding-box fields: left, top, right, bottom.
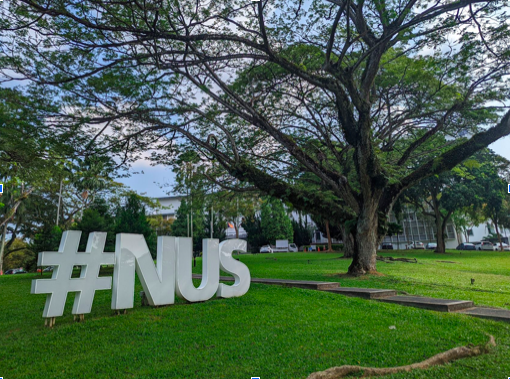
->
left=377, top=296, right=474, bottom=312
left=456, top=307, right=510, bottom=323
left=192, top=274, right=339, bottom=290
left=324, top=288, right=397, bottom=299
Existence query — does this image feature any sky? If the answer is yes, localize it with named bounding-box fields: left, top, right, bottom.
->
left=119, top=159, right=177, bottom=198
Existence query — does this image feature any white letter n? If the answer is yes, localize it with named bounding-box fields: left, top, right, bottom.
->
left=111, top=234, right=176, bottom=310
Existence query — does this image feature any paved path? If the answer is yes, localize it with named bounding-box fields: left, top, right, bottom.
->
left=192, top=274, right=510, bottom=322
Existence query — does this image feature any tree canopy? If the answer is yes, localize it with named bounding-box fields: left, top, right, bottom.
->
left=3, top=0, right=510, bottom=273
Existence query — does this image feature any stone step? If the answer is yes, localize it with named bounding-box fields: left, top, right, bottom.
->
left=456, top=307, right=510, bottom=323
left=324, top=288, right=397, bottom=299
left=192, top=274, right=339, bottom=290
left=378, top=296, right=474, bottom=312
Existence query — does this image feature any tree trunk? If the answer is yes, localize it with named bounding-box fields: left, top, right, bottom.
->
left=431, top=195, right=446, bottom=254
left=325, top=220, right=333, bottom=252
left=0, top=223, right=7, bottom=275
left=340, top=226, right=355, bottom=258
left=493, top=219, right=503, bottom=251
left=348, top=200, right=379, bottom=275
left=434, top=217, right=446, bottom=254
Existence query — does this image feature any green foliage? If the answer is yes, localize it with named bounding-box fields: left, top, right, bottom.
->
left=203, top=209, right=226, bottom=241
left=241, top=213, right=267, bottom=253
left=73, top=198, right=116, bottom=252
left=148, top=215, right=174, bottom=237
left=2, top=239, right=30, bottom=271
left=387, top=222, right=403, bottom=237
left=171, top=198, right=205, bottom=253
left=291, top=216, right=313, bottom=247
left=260, top=197, right=293, bottom=243
left=28, top=226, right=63, bottom=271
left=114, top=193, right=157, bottom=257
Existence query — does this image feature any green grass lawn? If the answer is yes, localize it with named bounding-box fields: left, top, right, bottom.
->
left=1, top=249, right=510, bottom=378
left=237, top=249, right=510, bottom=310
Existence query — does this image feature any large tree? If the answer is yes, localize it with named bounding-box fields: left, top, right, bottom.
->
left=3, top=0, right=510, bottom=274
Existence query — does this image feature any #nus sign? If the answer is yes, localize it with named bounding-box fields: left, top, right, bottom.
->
left=31, top=231, right=250, bottom=326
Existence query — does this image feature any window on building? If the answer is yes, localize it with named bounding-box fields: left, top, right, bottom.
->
left=446, top=224, right=455, bottom=239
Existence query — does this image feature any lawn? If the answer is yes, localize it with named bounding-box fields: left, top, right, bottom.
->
left=0, top=249, right=509, bottom=378
left=236, top=249, right=510, bottom=310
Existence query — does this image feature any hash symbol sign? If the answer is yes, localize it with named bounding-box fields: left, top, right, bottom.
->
left=31, top=231, right=114, bottom=317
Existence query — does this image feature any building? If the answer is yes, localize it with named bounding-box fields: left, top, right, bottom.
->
left=155, top=195, right=184, bottom=220
left=382, top=208, right=459, bottom=249
left=463, top=222, right=510, bottom=245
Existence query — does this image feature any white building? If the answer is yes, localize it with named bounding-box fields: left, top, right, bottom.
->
left=462, top=222, right=510, bottom=244
left=382, top=208, right=459, bottom=249
left=154, top=195, right=184, bottom=220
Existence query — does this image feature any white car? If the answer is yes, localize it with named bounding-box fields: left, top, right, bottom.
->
left=493, top=242, right=510, bottom=251
left=259, top=245, right=273, bottom=253
left=409, top=241, right=425, bottom=249
left=478, top=241, right=494, bottom=251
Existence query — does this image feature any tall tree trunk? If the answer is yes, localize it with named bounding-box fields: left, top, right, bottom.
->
left=325, top=220, right=333, bottom=252
left=348, top=199, right=379, bottom=275
left=0, top=223, right=7, bottom=275
left=434, top=216, right=446, bottom=254
left=431, top=195, right=446, bottom=254
left=340, top=226, right=355, bottom=258
left=493, top=219, right=503, bottom=251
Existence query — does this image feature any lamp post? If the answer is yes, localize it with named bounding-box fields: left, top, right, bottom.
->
left=56, top=180, right=63, bottom=226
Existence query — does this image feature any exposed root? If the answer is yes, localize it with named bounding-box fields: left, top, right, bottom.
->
left=377, top=256, right=417, bottom=263
left=307, top=335, right=496, bottom=379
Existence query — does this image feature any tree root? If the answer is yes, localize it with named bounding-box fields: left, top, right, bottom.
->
left=307, top=335, right=495, bottom=379
left=377, top=256, right=417, bottom=263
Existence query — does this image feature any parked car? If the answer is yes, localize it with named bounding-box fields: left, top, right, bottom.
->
left=288, top=243, right=298, bottom=252
left=478, top=241, right=494, bottom=251
left=425, top=242, right=437, bottom=250
left=472, top=242, right=481, bottom=250
left=4, top=268, right=25, bottom=275
left=43, top=266, right=54, bottom=272
left=456, top=243, right=476, bottom=250
left=259, top=245, right=273, bottom=253
left=409, top=242, right=425, bottom=249
left=492, top=242, right=510, bottom=251
left=380, top=243, right=394, bottom=250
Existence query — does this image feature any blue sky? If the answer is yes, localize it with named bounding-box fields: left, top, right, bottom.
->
left=119, top=159, right=177, bottom=198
